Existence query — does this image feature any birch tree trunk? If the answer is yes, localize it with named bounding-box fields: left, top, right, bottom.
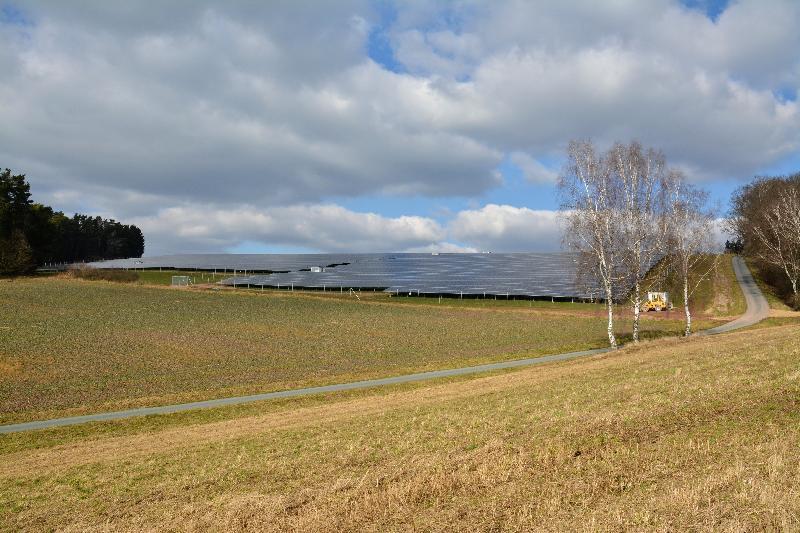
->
left=605, top=281, right=617, bottom=348
left=683, top=275, right=692, bottom=336
left=784, top=266, right=798, bottom=296
left=632, top=280, right=641, bottom=343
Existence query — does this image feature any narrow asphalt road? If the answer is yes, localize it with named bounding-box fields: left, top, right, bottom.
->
left=0, top=256, right=769, bottom=435
left=699, top=255, right=770, bottom=335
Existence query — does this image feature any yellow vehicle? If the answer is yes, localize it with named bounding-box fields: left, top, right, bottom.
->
left=642, top=291, right=671, bottom=312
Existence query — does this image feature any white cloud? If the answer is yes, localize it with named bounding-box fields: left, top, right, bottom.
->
left=0, top=3, right=502, bottom=208
left=131, top=202, right=563, bottom=255
left=2, top=1, right=800, bottom=254
left=406, top=242, right=479, bottom=253
left=449, top=204, right=562, bottom=252
left=509, top=152, right=558, bottom=184
left=133, top=203, right=447, bottom=255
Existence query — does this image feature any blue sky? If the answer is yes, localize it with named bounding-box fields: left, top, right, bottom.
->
left=1, top=1, right=798, bottom=254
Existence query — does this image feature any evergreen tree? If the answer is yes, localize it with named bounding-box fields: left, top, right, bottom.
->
left=0, top=167, right=145, bottom=274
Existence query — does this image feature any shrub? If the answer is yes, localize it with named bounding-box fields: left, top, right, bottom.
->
left=69, top=267, right=139, bottom=283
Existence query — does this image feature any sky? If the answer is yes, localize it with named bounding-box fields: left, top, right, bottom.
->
left=1, top=0, right=798, bottom=255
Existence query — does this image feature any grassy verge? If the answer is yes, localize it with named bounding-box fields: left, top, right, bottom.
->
left=706, top=253, right=746, bottom=316
left=0, top=277, right=710, bottom=424
left=745, top=258, right=793, bottom=311
left=1, top=325, right=798, bottom=530
left=649, top=254, right=745, bottom=318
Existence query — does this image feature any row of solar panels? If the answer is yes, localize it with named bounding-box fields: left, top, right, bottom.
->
left=90, top=252, right=629, bottom=298
left=207, top=253, right=601, bottom=298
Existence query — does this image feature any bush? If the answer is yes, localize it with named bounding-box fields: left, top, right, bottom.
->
left=70, top=267, right=139, bottom=283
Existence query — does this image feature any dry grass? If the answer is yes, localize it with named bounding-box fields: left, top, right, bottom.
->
left=707, top=254, right=746, bottom=316
left=0, top=277, right=708, bottom=424
left=746, top=257, right=795, bottom=312
left=1, top=325, right=798, bottom=531
left=134, top=269, right=228, bottom=285
left=652, top=254, right=746, bottom=318
left=68, top=267, right=139, bottom=283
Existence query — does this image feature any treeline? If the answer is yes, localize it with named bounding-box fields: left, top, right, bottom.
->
left=1, top=168, right=144, bottom=275
left=559, top=140, right=716, bottom=347
left=729, top=172, right=800, bottom=309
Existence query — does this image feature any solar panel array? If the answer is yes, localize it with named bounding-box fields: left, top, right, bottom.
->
left=90, top=252, right=614, bottom=297
left=89, top=251, right=672, bottom=299
left=241, top=253, right=599, bottom=297
left=91, top=252, right=604, bottom=299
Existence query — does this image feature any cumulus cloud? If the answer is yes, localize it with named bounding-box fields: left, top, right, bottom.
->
left=1, top=1, right=799, bottom=254
left=449, top=204, right=563, bottom=252
left=0, top=2, right=502, bottom=207
left=388, top=0, right=800, bottom=177
left=131, top=202, right=565, bottom=255
left=133, top=204, right=447, bottom=255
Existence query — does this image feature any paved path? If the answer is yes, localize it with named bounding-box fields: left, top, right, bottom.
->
left=699, top=255, right=770, bottom=335
left=0, top=257, right=768, bottom=435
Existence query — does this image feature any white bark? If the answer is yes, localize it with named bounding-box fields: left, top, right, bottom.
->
left=632, top=281, right=641, bottom=343
left=683, top=275, right=691, bottom=336
left=605, top=280, right=617, bottom=348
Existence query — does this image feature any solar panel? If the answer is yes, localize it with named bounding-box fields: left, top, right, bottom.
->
left=91, top=252, right=613, bottom=298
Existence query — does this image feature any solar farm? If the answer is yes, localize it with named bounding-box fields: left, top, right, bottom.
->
left=91, top=252, right=600, bottom=299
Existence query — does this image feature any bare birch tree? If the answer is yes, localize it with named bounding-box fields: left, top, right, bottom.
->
left=779, top=187, right=800, bottom=297
left=666, top=170, right=717, bottom=336
left=559, top=140, right=621, bottom=348
left=609, top=141, right=670, bottom=343
left=730, top=175, right=800, bottom=307
left=752, top=187, right=800, bottom=297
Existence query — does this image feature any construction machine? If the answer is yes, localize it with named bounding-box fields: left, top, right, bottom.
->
left=642, top=291, right=671, bottom=312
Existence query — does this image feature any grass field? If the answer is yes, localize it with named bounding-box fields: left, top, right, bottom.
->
left=1, top=323, right=797, bottom=531
left=0, top=277, right=715, bottom=424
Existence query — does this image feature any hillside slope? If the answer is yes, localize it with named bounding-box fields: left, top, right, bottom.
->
left=648, top=253, right=746, bottom=318
left=2, top=324, right=798, bottom=531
